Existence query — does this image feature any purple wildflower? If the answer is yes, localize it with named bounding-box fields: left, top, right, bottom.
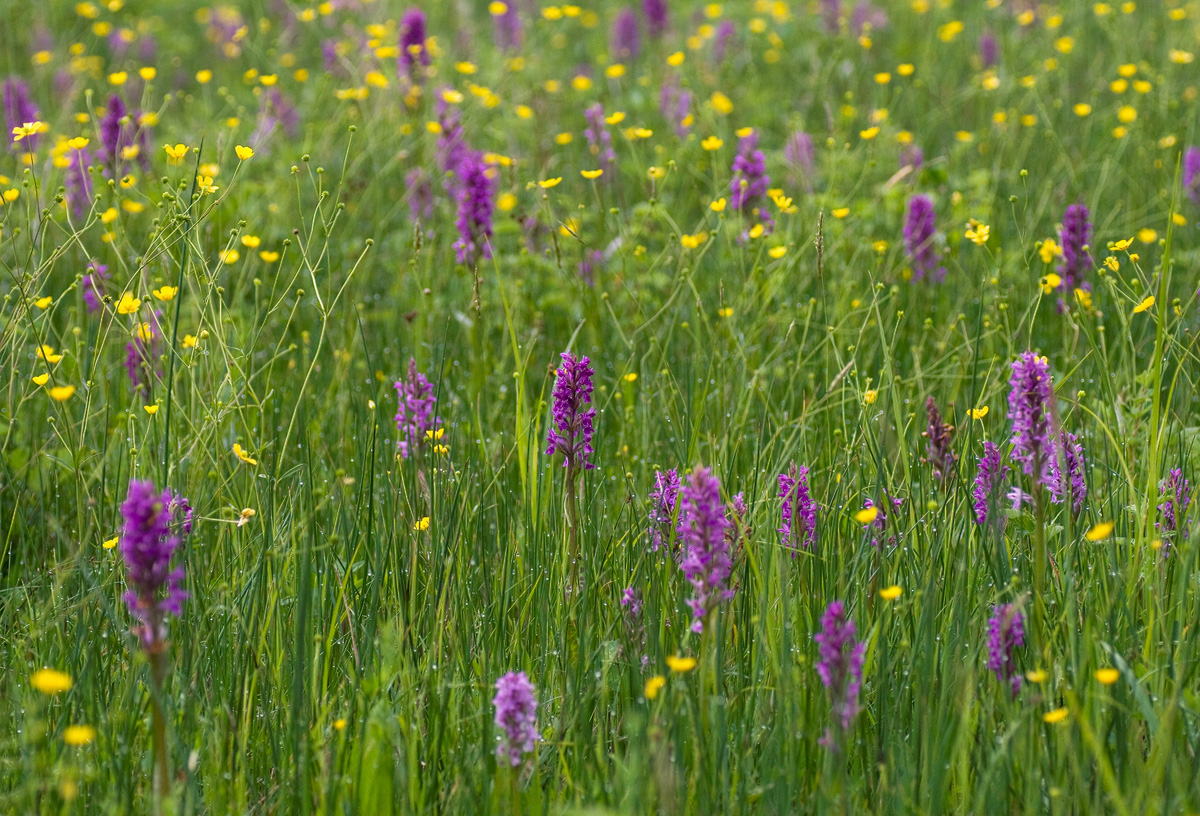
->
left=986, top=603, right=1025, bottom=698
left=612, top=7, right=641, bottom=60
left=979, top=30, right=998, bottom=67
left=584, top=104, right=616, bottom=174
left=1047, top=431, right=1086, bottom=515
left=436, top=96, right=469, bottom=176
left=398, top=9, right=430, bottom=80
left=659, top=82, right=692, bottom=138
left=3, top=78, right=40, bottom=152
left=648, top=468, right=681, bottom=552
left=65, top=146, right=94, bottom=220
left=678, top=466, right=733, bottom=632
left=643, top=0, right=668, bottom=38
left=621, top=586, right=643, bottom=617
left=904, top=194, right=946, bottom=282
left=493, top=1, right=523, bottom=50
left=1007, top=351, right=1054, bottom=490
left=784, top=130, right=814, bottom=191
left=900, top=145, right=923, bottom=173
left=405, top=167, right=435, bottom=222
left=97, top=94, right=152, bottom=174
left=1184, top=147, right=1200, bottom=205
left=82, top=261, right=109, bottom=313
left=814, top=600, right=865, bottom=747
left=778, top=463, right=817, bottom=553
left=972, top=441, right=1009, bottom=526
left=250, top=88, right=300, bottom=153
left=922, top=397, right=957, bottom=481
left=120, top=479, right=190, bottom=647
left=712, top=20, right=736, bottom=62
left=493, top=671, right=538, bottom=767
left=452, top=151, right=496, bottom=264
left=578, top=249, right=602, bottom=287
left=621, top=586, right=649, bottom=668
left=1007, top=486, right=1033, bottom=512
left=820, top=0, right=841, bottom=32
left=1158, top=469, right=1191, bottom=554
left=1057, top=203, right=1092, bottom=293
left=546, top=352, right=596, bottom=471
left=730, top=131, right=769, bottom=212
left=851, top=2, right=887, bottom=35
left=125, top=317, right=162, bottom=403
left=394, top=358, right=437, bottom=459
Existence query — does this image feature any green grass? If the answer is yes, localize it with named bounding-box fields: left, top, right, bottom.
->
left=2, top=0, right=1200, bottom=812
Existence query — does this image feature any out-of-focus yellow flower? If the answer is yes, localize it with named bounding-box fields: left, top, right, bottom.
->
left=666, top=655, right=697, bottom=673
left=855, top=506, right=879, bottom=524
left=1086, top=521, right=1114, bottom=541
left=645, top=675, right=666, bottom=699
left=1133, top=295, right=1154, bottom=314
left=116, top=293, right=141, bottom=314
left=233, top=443, right=258, bottom=465
left=31, top=669, right=72, bottom=695
left=879, top=585, right=902, bottom=600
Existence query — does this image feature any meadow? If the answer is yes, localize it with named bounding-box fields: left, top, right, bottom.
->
left=2, top=0, right=1200, bottom=812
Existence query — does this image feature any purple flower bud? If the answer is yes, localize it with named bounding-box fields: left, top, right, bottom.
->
left=922, top=397, right=956, bottom=481
left=493, top=671, right=538, bottom=766
left=643, top=0, right=668, bottom=38
left=612, top=7, right=641, bottom=60
left=452, top=151, right=496, bottom=264
left=546, top=352, right=596, bottom=470
left=120, top=479, right=190, bottom=647
left=904, top=194, right=945, bottom=282
left=678, top=466, right=733, bottom=632
left=1158, top=469, right=1190, bottom=556
left=815, top=600, right=865, bottom=746
left=648, top=468, right=681, bottom=552
left=979, top=29, right=999, bottom=67
left=398, top=9, right=430, bottom=80
left=972, top=441, right=1009, bottom=526
left=778, top=463, right=817, bottom=553
left=1007, top=351, right=1054, bottom=490
left=986, top=603, right=1024, bottom=697
left=1057, top=202, right=1092, bottom=293
left=730, top=131, right=769, bottom=212
left=1047, top=431, right=1086, bottom=516
left=394, top=358, right=437, bottom=459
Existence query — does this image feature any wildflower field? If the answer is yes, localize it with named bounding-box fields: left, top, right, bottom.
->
left=4, top=0, right=1200, bottom=812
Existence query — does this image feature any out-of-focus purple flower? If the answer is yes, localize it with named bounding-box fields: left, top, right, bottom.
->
left=648, top=468, right=681, bottom=552
left=452, top=151, right=496, bottom=264
left=125, top=317, right=162, bottom=403
left=851, top=2, right=887, bottom=34
left=612, top=7, right=641, bottom=60
left=1057, top=203, right=1092, bottom=293
left=621, top=586, right=643, bottom=617
left=82, top=261, right=109, bottom=313
left=1158, top=469, right=1190, bottom=555
left=584, top=103, right=617, bottom=173
left=986, top=603, right=1024, bottom=698
left=904, top=194, right=945, bottom=282
left=678, top=466, right=733, bottom=632
left=3, top=77, right=40, bottom=152
left=778, top=462, right=817, bottom=553
left=659, top=83, right=691, bottom=138
left=493, top=671, right=538, bottom=767
left=1007, top=486, right=1033, bottom=512
left=65, top=146, right=94, bottom=220
left=922, top=397, right=956, bottom=481
left=546, top=352, right=596, bottom=471
left=979, top=30, right=999, bottom=67
left=1008, top=351, right=1054, bottom=490
left=493, top=1, right=523, bottom=50
left=394, top=357, right=437, bottom=459
left=437, top=96, right=469, bottom=176
left=815, top=600, right=865, bottom=747
left=322, top=39, right=344, bottom=74
left=643, top=0, right=668, bottom=38
left=1047, top=431, right=1086, bottom=516
left=206, top=6, right=247, bottom=58
left=1183, top=147, right=1200, bottom=205
left=578, top=249, right=602, bottom=287
left=120, top=479, right=190, bottom=647
left=712, top=20, right=736, bottom=62
left=250, top=89, right=300, bottom=154
left=731, top=131, right=769, bottom=212
left=784, top=130, right=814, bottom=191
left=406, top=167, right=435, bottom=222
left=900, top=145, right=923, bottom=173
left=399, top=9, right=430, bottom=80
left=97, top=94, right=152, bottom=174
left=972, top=441, right=1009, bottom=526
left=621, top=586, right=649, bottom=668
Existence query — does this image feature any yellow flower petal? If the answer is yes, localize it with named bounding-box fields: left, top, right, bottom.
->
left=1133, top=295, right=1154, bottom=314
left=31, top=668, right=72, bottom=695
left=102, top=536, right=118, bottom=549
left=235, top=144, right=254, bottom=160
left=1085, top=521, right=1114, bottom=541
left=581, top=169, right=603, bottom=179
left=855, top=506, right=879, bottom=524
left=143, top=404, right=159, bottom=415
left=644, top=675, right=666, bottom=699
left=538, top=177, right=562, bottom=189
left=1042, top=707, right=1069, bottom=724
left=63, top=724, right=96, bottom=746
left=1094, top=667, right=1119, bottom=685
left=48, top=385, right=76, bottom=401
left=968, top=406, right=989, bottom=419
left=879, top=585, right=902, bottom=600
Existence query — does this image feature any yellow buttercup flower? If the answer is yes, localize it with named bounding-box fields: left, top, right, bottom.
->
left=1085, top=521, right=1114, bottom=541
left=855, top=506, right=879, bottom=524
left=1040, top=273, right=1062, bottom=294
left=680, top=232, right=708, bottom=249
left=233, top=443, right=258, bottom=465
left=164, top=143, right=189, bottom=163
left=666, top=655, right=697, bottom=673
left=701, top=136, right=724, bottom=151
left=581, top=169, right=603, bottom=179
left=1025, top=669, right=1048, bottom=683
left=1043, top=707, right=1069, bottom=724
left=413, top=516, right=431, bottom=531
left=538, top=177, right=562, bottom=189
left=49, top=385, right=76, bottom=401
left=969, top=406, right=989, bottom=420
left=32, top=373, right=50, bottom=385
left=152, top=286, right=177, bottom=301
left=235, top=144, right=254, bottom=160
left=710, top=198, right=727, bottom=212
left=31, top=668, right=72, bottom=695
left=1094, top=668, right=1119, bottom=685
left=38, top=345, right=63, bottom=364
left=102, top=536, right=119, bottom=549
left=1133, top=296, right=1154, bottom=314
left=644, top=675, right=666, bottom=699
left=879, top=585, right=902, bottom=600
left=143, top=404, right=159, bottom=415
left=965, top=219, right=990, bottom=246
left=116, top=293, right=141, bottom=314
